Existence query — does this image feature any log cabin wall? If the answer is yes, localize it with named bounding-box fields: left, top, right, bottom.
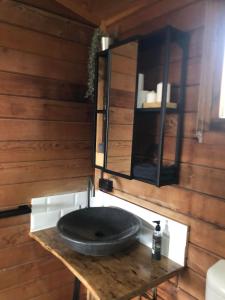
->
left=96, top=1, right=225, bottom=299
left=0, top=1, right=93, bottom=299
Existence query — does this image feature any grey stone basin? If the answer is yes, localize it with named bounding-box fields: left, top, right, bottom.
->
left=57, top=207, right=141, bottom=256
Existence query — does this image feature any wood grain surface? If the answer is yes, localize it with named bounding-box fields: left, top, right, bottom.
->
left=30, top=228, right=184, bottom=300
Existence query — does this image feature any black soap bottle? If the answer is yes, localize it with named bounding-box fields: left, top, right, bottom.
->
left=152, top=221, right=161, bottom=260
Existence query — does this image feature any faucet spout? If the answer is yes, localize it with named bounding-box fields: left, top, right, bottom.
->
left=87, top=176, right=95, bottom=208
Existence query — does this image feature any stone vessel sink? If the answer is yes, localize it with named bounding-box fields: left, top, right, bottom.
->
left=57, top=207, right=141, bottom=256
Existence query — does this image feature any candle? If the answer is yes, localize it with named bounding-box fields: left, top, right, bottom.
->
left=146, top=91, right=156, bottom=103
left=156, top=82, right=171, bottom=103
left=137, top=73, right=144, bottom=108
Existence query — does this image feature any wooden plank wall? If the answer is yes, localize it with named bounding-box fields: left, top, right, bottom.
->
left=0, top=1, right=93, bottom=299
left=95, top=1, right=225, bottom=299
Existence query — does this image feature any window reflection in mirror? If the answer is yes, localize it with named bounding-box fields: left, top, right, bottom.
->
left=95, top=113, right=104, bottom=167
left=219, top=45, right=225, bottom=118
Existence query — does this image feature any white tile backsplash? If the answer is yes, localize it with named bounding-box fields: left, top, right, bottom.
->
left=75, top=191, right=88, bottom=209
left=47, top=193, right=75, bottom=212
left=31, top=191, right=87, bottom=232
left=31, top=197, right=47, bottom=214
left=31, top=210, right=60, bottom=232
left=60, top=207, right=76, bottom=217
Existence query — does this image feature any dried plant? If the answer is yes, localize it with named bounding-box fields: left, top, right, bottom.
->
left=85, top=28, right=103, bottom=101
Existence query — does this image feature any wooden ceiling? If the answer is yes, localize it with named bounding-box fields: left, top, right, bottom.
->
left=16, top=0, right=155, bottom=28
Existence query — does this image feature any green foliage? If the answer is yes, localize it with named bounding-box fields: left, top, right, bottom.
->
left=86, top=28, right=103, bottom=101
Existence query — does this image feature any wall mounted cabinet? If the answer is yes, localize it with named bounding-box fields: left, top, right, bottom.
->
left=95, top=26, right=189, bottom=187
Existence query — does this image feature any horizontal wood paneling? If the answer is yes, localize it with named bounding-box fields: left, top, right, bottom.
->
left=112, top=41, right=138, bottom=58
left=0, top=140, right=91, bottom=163
left=0, top=241, right=48, bottom=269
left=108, top=0, right=197, bottom=35
left=179, top=269, right=205, bottom=300
left=0, top=46, right=87, bottom=83
left=110, top=89, right=136, bottom=109
left=108, top=113, right=196, bottom=139
left=157, top=281, right=196, bottom=300
left=145, top=57, right=201, bottom=86
left=111, top=72, right=136, bottom=92
left=0, top=119, right=91, bottom=141
left=113, top=0, right=205, bottom=38
left=0, top=22, right=88, bottom=63
left=0, top=268, right=74, bottom=300
left=179, top=164, right=225, bottom=198
left=0, top=158, right=92, bottom=185
left=0, top=223, right=30, bottom=249
left=0, top=1, right=93, bottom=299
left=99, top=170, right=225, bottom=227
left=32, top=283, right=74, bottom=300
left=111, top=52, right=137, bottom=75
left=0, top=177, right=88, bottom=209
left=0, top=0, right=93, bottom=44
left=187, top=243, right=220, bottom=277
left=0, top=95, right=92, bottom=121
left=163, top=137, right=225, bottom=169
left=109, top=107, right=134, bottom=125
left=108, top=141, right=132, bottom=157
left=0, top=71, right=86, bottom=101
left=109, top=124, right=133, bottom=140
left=0, top=256, right=65, bottom=291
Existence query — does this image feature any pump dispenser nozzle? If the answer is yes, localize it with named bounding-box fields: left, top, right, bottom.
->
left=153, top=221, right=161, bottom=231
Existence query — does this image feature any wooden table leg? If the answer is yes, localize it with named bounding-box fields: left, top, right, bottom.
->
left=73, top=277, right=81, bottom=300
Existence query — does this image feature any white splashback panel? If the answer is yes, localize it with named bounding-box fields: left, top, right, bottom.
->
left=31, top=191, right=87, bottom=232
left=91, top=191, right=188, bottom=266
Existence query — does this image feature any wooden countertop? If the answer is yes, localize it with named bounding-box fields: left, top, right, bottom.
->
left=30, top=228, right=184, bottom=300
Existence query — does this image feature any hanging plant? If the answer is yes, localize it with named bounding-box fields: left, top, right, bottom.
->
left=85, top=28, right=103, bottom=101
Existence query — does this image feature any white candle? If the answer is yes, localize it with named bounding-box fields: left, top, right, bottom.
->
left=137, top=73, right=144, bottom=108
left=146, top=91, right=156, bottom=103
left=156, top=82, right=171, bottom=103
left=140, top=90, right=149, bottom=102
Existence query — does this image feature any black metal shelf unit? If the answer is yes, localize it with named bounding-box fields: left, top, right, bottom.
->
left=94, top=26, right=189, bottom=187
left=132, top=26, right=189, bottom=186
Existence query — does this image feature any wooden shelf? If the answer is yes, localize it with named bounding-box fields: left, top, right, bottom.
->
left=142, top=102, right=177, bottom=109
left=30, top=228, right=184, bottom=300
left=136, top=107, right=177, bottom=113
left=136, top=102, right=178, bottom=113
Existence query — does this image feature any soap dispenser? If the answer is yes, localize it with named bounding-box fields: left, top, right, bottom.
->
left=162, top=220, right=170, bottom=257
left=152, top=221, right=161, bottom=260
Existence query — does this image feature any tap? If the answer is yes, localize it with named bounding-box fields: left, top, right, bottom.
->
left=87, top=176, right=95, bottom=208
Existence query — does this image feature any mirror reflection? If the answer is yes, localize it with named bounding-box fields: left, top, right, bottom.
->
left=106, top=42, right=138, bottom=176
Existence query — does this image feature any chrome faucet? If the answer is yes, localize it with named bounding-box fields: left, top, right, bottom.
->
left=87, top=176, right=95, bottom=208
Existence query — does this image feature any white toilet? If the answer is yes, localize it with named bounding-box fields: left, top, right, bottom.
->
left=205, top=260, right=225, bottom=300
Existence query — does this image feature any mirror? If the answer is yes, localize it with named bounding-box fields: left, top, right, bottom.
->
left=105, top=41, right=138, bottom=176
left=95, top=55, right=106, bottom=168
left=219, top=45, right=225, bottom=118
